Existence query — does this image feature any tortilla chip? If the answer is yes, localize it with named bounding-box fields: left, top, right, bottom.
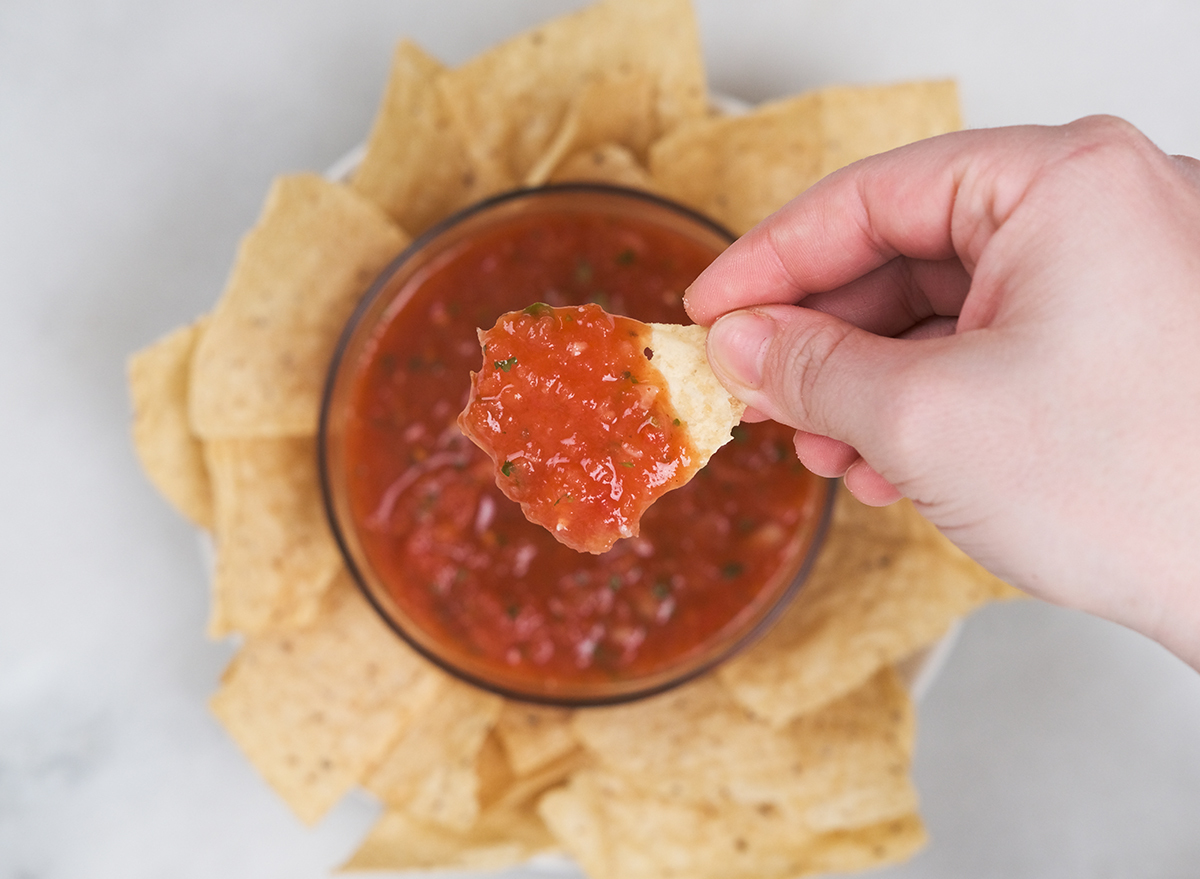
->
left=343, top=801, right=558, bottom=872
left=719, top=489, right=1021, bottom=726
left=210, top=574, right=444, bottom=824
left=351, top=41, right=496, bottom=235
left=189, top=174, right=408, bottom=438
left=127, top=318, right=214, bottom=529
left=649, top=80, right=962, bottom=234
left=204, top=436, right=343, bottom=636
left=817, top=79, right=962, bottom=176
left=525, top=68, right=659, bottom=186
left=495, top=750, right=589, bottom=814
left=647, top=322, right=745, bottom=468
left=494, top=703, right=581, bottom=776
left=539, top=767, right=925, bottom=879
left=437, top=0, right=706, bottom=186
left=571, top=668, right=917, bottom=833
left=648, top=92, right=823, bottom=235
left=364, top=677, right=503, bottom=831
left=799, top=814, right=928, bottom=876
left=547, top=143, right=659, bottom=190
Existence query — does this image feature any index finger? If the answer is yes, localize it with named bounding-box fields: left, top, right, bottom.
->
left=683, top=123, right=1067, bottom=325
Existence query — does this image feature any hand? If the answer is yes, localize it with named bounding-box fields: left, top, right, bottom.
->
left=685, top=116, right=1200, bottom=668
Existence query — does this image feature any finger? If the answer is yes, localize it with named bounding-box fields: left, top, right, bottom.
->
left=792, top=431, right=858, bottom=477
left=739, top=405, right=773, bottom=423
left=685, top=121, right=1099, bottom=326
left=801, top=256, right=971, bottom=336
left=897, top=314, right=958, bottom=340
left=706, top=303, right=920, bottom=442
left=844, top=459, right=904, bottom=506
left=794, top=431, right=904, bottom=506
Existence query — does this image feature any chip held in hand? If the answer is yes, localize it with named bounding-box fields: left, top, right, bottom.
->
left=459, top=303, right=746, bottom=554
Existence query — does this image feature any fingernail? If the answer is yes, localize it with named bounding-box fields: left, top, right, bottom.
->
left=708, top=311, right=777, bottom=389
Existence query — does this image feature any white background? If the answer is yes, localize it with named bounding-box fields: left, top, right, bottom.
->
left=3, top=1, right=1200, bottom=877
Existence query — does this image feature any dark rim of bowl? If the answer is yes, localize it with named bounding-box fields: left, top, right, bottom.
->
left=317, top=182, right=837, bottom=706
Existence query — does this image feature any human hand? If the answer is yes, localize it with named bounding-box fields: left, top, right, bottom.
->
left=684, top=116, right=1200, bottom=667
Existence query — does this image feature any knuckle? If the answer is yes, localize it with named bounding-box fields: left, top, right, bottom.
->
left=1073, top=114, right=1142, bottom=144
left=767, top=317, right=854, bottom=431
left=1067, top=115, right=1159, bottom=169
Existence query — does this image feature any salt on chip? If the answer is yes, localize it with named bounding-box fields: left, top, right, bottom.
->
left=719, top=489, right=1021, bottom=726
left=189, top=174, right=409, bottom=438
left=539, top=768, right=925, bottom=879
left=210, top=574, right=444, bottom=824
left=570, top=668, right=917, bottom=833
left=524, top=68, right=659, bottom=186
left=649, top=80, right=962, bottom=234
left=351, top=41, right=497, bottom=235
left=494, top=702, right=581, bottom=777
left=547, top=143, right=660, bottom=190
left=204, top=436, right=343, bottom=636
left=437, top=0, right=706, bottom=187
left=127, top=318, right=214, bottom=529
left=364, top=676, right=503, bottom=832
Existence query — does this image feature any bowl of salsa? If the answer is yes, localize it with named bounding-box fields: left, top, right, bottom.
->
left=319, top=184, right=835, bottom=705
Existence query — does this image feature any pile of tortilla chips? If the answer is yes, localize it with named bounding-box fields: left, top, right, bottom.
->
left=127, top=0, right=1018, bottom=875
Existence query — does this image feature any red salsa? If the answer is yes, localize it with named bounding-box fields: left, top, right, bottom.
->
left=460, top=304, right=696, bottom=555
left=339, top=203, right=825, bottom=696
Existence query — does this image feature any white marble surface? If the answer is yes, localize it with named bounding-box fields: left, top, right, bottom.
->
left=3, top=1, right=1200, bottom=877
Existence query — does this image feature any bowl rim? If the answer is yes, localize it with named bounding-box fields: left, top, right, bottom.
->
left=317, top=182, right=838, bottom=706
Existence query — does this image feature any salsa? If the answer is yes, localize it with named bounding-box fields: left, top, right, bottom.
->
left=339, top=200, right=825, bottom=697
left=460, top=304, right=697, bottom=555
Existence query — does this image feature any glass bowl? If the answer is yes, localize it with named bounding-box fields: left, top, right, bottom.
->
left=319, top=183, right=835, bottom=705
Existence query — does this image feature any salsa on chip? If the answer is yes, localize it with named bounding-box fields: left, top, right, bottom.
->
left=459, top=303, right=743, bottom=555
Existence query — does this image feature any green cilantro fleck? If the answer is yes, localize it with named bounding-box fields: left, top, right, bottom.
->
left=500, top=460, right=515, bottom=477
left=721, top=561, right=745, bottom=579
left=652, top=581, right=671, bottom=599
left=608, top=576, right=622, bottom=591
left=616, top=248, right=636, bottom=265
left=522, top=302, right=554, bottom=317
left=618, top=461, right=634, bottom=468
left=494, top=356, right=518, bottom=372
left=672, top=418, right=681, bottom=427
left=621, top=370, right=639, bottom=383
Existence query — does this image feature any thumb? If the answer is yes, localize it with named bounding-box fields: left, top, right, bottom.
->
left=705, top=304, right=917, bottom=452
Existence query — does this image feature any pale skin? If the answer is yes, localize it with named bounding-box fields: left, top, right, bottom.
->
left=684, top=116, right=1200, bottom=670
